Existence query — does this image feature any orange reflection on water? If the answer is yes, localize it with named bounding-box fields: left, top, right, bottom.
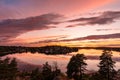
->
left=3, top=49, right=120, bottom=72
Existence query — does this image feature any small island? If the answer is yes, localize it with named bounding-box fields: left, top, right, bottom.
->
left=0, top=45, right=78, bottom=56
left=38, top=45, right=78, bottom=54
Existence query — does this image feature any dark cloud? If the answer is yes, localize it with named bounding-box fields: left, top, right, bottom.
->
left=32, top=39, right=58, bottom=44
left=66, top=24, right=79, bottom=28
left=30, top=35, right=68, bottom=44
left=0, top=13, right=62, bottom=42
left=96, top=29, right=113, bottom=31
left=31, top=33, right=120, bottom=43
left=96, top=28, right=120, bottom=31
left=61, top=33, right=120, bottom=42
left=67, top=11, right=120, bottom=27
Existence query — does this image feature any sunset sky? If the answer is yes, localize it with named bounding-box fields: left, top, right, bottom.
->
left=0, top=0, right=120, bottom=47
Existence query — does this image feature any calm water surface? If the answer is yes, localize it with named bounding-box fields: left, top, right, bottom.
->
left=3, top=49, right=120, bottom=72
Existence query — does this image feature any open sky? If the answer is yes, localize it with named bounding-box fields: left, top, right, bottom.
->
left=0, top=0, right=120, bottom=47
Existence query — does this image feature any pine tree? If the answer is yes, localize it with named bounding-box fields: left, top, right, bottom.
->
left=0, top=57, right=10, bottom=80
left=31, top=68, right=43, bottom=80
left=42, top=62, right=53, bottom=80
left=0, top=58, right=18, bottom=80
left=9, top=58, right=18, bottom=80
left=67, top=54, right=87, bottom=80
left=98, top=50, right=116, bottom=80
left=52, top=62, right=61, bottom=77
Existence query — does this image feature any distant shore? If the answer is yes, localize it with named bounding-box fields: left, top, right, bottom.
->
left=0, top=45, right=120, bottom=56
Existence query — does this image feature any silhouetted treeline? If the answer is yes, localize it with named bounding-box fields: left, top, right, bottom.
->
left=0, top=50, right=120, bottom=80
left=0, top=46, right=27, bottom=56
left=38, top=46, right=78, bottom=54
left=0, top=45, right=78, bottom=56
left=0, top=45, right=120, bottom=57
left=0, top=58, right=64, bottom=80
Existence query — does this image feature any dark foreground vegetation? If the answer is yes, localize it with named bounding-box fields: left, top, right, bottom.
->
left=0, top=45, right=78, bottom=56
left=0, top=50, right=120, bottom=80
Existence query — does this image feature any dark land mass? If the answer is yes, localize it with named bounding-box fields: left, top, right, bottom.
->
left=0, top=45, right=78, bottom=56
left=0, top=45, right=120, bottom=57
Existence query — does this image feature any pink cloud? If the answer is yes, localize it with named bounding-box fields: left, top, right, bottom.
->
left=0, top=0, right=115, bottom=19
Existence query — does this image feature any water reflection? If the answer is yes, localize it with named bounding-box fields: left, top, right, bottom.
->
left=3, top=49, right=120, bottom=72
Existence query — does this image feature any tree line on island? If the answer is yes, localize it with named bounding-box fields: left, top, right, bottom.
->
left=0, top=46, right=78, bottom=56
left=0, top=45, right=120, bottom=57
left=0, top=50, right=120, bottom=80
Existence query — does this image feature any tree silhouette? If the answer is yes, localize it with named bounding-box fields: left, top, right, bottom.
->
left=52, top=62, right=61, bottom=78
left=42, top=62, right=53, bottom=80
left=0, top=57, right=10, bottom=80
left=98, top=50, right=116, bottom=80
left=9, top=58, right=18, bottom=80
left=31, top=68, right=44, bottom=80
left=0, top=58, right=18, bottom=80
left=67, top=54, right=87, bottom=80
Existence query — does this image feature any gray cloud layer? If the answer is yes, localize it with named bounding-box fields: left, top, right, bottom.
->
left=0, top=13, right=62, bottom=42
left=31, top=33, right=120, bottom=44
left=67, top=11, right=120, bottom=27
left=62, top=33, right=120, bottom=41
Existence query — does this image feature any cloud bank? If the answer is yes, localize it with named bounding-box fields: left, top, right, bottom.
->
left=31, top=33, right=120, bottom=44
left=0, top=13, right=62, bottom=42
left=67, top=11, right=120, bottom=27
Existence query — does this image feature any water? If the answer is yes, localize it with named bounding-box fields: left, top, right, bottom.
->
left=2, top=49, right=120, bottom=72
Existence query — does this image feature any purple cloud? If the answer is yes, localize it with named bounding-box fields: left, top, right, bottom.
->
left=31, top=33, right=120, bottom=43
left=67, top=11, right=120, bottom=27
left=96, top=28, right=120, bottom=31
left=0, top=13, right=62, bottom=42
